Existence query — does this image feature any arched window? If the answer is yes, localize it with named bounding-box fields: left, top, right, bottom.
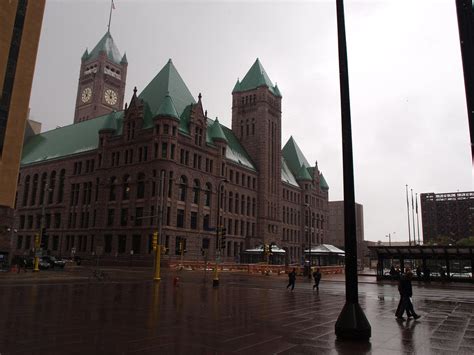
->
left=109, top=177, right=117, bottom=201
left=178, top=176, right=187, bottom=201
left=39, top=172, right=47, bottom=204
left=137, top=173, right=145, bottom=199
left=228, top=192, right=233, bottom=213
left=205, top=183, right=212, bottom=207
left=48, top=171, right=56, bottom=204
left=57, top=170, right=65, bottom=203
left=192, top=179, right=200, bottom=204
left=31, top=174, right=38, bottom=205
left=122, top=174, right=131, bottom=200
left=22, top=176, right=30, bottom=206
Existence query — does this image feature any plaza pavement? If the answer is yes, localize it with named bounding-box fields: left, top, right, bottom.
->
left=1, top=267, right=474, bottom=354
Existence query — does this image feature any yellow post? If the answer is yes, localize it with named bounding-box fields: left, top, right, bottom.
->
left=152, top=231, right=160, bottom=281
left=33, top=234, right=40, bottom=272
left=154, top=244, right=161, bottom=282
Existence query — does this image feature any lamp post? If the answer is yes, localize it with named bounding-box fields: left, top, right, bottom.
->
left=334, top=0, right=371, bottom=340
left=213, top=179, right=227, bottom=287
left=153, top=170, right=166, bottom=282
left=306, top=203, right=312, bottom=280
left=386, top=232, right=395, bottom=246
left=34, top=183, right=52, bottom=272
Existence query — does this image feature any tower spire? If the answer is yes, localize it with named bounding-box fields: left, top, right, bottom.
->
left=107, top=0, right=115, bottom=32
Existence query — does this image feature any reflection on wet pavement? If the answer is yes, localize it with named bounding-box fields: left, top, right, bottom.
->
left=1, top=270, right=474, bottom=354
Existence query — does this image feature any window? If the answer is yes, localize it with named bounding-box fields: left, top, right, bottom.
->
left=107, top=209, right=115, bottom=226
left=20, top=215, right=25, bottom=229
left=229, top=192, right=233, bottom=213
left=175, top=236, right=186, bottom=255
left=109, top=177, right=117, bottom=201
left=16, top=235, right=23, bottom=250
left=105, top=235, right=113, bottom=253
left=122, top=175, right=130, bottom=200
left=48, top=171, right=56, bottom=204
left=203, top=214, right=210, bottom=230
left=120, top=208, right=128, bottom=226
left=135, top=207, right=143, bottom=226
left=191, top=212, right=198, bottom=229
left=22, top=175, right=30, bottom=206
left=193, top=179, right=200, bottom=204
left=178, top=176, right=187, bottom=201
left=161, top=143, right=168, bottom=159
left=205, top=183, right=212, bottom=207
left=25, top=235, right=31, bottom=250
left=53, top=236, right=59, bottom=251
left=118, top=235, right=126, bottom=253
left=57, top=170, right=65, bottom=203
left=137, top=173, right=145, bottom=199
left=31, top=174, right=38, bottom=205
left=132, top=235, right=141, bottom=254
left=170, top=144, right=175, bottom=160
left=177, top=209, right=185, bottom=228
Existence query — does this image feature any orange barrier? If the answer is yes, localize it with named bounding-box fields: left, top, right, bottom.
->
left=168, top=260, right=344, bottom=276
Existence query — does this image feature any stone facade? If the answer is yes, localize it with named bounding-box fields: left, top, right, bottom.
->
left=13, top=32, right=329, bottom=264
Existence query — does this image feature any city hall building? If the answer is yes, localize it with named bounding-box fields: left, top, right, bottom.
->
left=13, top=31, right=329, bottom=263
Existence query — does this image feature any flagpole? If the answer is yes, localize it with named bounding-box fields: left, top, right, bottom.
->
left=107, top=0, right=113, bottom=32
left=416, top=193, right=421, bottom=244
left=406, top=184, right=411, bottom=246
left=411, top=189, right=416, bottom=245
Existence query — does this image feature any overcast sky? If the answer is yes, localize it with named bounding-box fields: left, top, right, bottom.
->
left=29, top=0, right=472, bottom=243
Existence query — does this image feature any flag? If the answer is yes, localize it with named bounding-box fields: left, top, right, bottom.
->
left=112, top=0, right=115, bottom=9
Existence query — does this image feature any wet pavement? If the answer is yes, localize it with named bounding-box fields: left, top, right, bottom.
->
left=1, top=268, right=474, bottom=354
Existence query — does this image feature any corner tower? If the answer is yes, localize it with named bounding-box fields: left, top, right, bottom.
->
left=73, top=31, right=127, bottom=123
left=232, top=59, right=282, bottom=245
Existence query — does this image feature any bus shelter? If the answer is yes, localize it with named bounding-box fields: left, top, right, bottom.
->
left=240, top=245, right=286, bottom=265
left=369, top=245, right=474, bottom=282
left=304, top=244, right=345, bottom=266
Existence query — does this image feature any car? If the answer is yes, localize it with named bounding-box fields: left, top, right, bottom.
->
left=41, top=256, right=66, bottom=269
left=38, top=258, right=51, bottom=270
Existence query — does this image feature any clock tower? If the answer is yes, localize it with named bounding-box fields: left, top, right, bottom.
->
left=73, top=31, right=127, bottom=124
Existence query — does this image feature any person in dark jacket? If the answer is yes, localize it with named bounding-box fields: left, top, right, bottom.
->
left=395, top=268, right=420, bottom=320
left=313, top=268, right=322, bottom=291
left=287, top=268, right=296, bottom=291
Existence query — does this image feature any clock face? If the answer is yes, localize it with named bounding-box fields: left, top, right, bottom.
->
left=104, top=89, right=118, bottom=105
left=81, top=87, right=92, bottom=103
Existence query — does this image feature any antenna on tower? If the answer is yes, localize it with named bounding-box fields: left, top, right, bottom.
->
left=107, top=0, right=115, bottom=32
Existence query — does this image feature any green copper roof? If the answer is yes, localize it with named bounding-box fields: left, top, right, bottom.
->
left=282, top=136, right=310, bottom=176
left=221, top=124, right=256, bottom=171
left=296, top=164, right=312, bottom=181
left=156, top=94, right=179, bottom=119
left=320, top=173, right=329, bottom=190
left=281, top=158, right=299, bottom=187
left=21, top=111, right=124, bottom=166
left=121, top=53, right=128, bottom=64
left=234, top=58, right=281, bottom=96
left=139, top=59, right=196, bottom=118
left=209, top=118, right=228, bottom=142
left=100, top=111, right=118, bottom=131
left=178, top=104, right=193, bottom=134
left=232, top=79, right=241, bottom=93
left=81, top=49, right=89, bottom=61
left=86, top=31, right=123, bottom=64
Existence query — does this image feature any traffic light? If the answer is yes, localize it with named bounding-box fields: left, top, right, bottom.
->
left=152, top=232, right=158, bottom=251
left=221, top=228, right=227, bottom=249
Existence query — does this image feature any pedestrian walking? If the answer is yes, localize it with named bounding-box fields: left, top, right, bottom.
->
left=312, top=268, right=322, bottom=291
left=395, top=268, right=420, bottom=320
left=286, top=268, right=296, bottom=291
left=416, top=266, right=422, bottom=280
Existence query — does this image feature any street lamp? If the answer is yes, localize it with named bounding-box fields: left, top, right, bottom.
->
left=34, top=183, right=52, bottom=272
left=334, top=0, right=371, bottom=340
left=213, top=178, right=227, bottom=287
left=386, top=232, right=395, bottom=246
left=306, top=203, right=312, bottom=280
